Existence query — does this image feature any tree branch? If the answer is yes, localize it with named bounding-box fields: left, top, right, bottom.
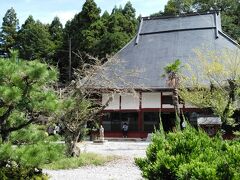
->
left=0, top=105, right=14, bottom=124
left=0, top=99, right=5, bottom=108
left=3, top=118, right=36, bottom=133
left=0, top=76, right=31, bottom=125
left=88, top=96, right=113, bottom=120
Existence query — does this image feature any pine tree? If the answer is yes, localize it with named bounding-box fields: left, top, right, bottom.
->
left=0, top=53, right=59, bottom=142
left=0, top=52, right=63, bottom=179
left=0, top=7, right=19, bottom=54
left=0, top=53, right=62, bottom=178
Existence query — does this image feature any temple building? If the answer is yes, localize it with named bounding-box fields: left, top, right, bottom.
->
left=99, top=12, right=240, bottom=138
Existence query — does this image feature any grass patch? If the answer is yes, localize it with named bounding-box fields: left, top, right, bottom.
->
left=42, top=153, right=118, bottom=170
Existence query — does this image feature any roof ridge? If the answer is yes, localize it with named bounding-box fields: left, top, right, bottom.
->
left=139, top=27, right=216, bottom=36
left=142, top=11, right=218, bottom=21
left=219, top=31, right=240, bottom=48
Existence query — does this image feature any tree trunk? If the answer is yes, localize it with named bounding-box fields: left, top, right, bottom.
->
left=65, top=130, right=81, bottom=157
left=172, top=88, right=181, bottom=131
left=222, top=80, right=237, bottom=133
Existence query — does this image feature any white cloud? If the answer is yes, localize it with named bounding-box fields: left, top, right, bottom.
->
left=0, top=0, right=169, bottom=26
left=95, top=0, right=169, bottom=17
left=132, top=0, right=169, bottom=16
left=52, top=10, right=78, bottom=25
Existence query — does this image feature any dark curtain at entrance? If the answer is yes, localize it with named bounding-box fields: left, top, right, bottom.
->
left=103, top=112, right=138, bottom=131
left=143, top=112, right=160, bottom=132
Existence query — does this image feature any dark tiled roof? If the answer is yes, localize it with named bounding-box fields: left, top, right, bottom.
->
left=141, top=13, right=222, bottom=34
left=101, top=12, right=240, bottom=89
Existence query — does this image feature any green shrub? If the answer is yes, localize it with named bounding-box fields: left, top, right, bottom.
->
left=0, top=163, right=48, bottom=180
left=135, top=126, right=240, bottom=180
left=0, top=125, right=65, bottom=179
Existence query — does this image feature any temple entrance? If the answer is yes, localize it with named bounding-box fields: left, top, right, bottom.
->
left=143, top=111, right=177, bottom=133
left=102, top=111, right=178, bottom=137
left=142, top=112, right=177, bottom=133
left=161, top=112, right=176, bottom=132
left=102, top=112, right=138, bottom=132
left=143, top=112, right=160, bottom=133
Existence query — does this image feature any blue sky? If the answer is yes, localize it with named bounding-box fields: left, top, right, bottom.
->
left=0, top=0, right=169, bottom=26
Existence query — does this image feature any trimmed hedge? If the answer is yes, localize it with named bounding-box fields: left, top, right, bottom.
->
left=135, top=127, right=240, bottom=180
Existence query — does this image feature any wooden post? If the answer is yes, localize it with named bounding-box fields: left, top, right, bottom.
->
left=138, top=92, right=142, bottom=133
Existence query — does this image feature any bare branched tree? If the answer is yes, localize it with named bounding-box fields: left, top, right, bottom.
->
left=58, top=54, right=144, bottom=156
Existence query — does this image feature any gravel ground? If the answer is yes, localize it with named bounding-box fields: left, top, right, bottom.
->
left=44, top=141, right=149, bottom=180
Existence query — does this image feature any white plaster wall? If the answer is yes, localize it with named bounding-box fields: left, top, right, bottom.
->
left=185, top=103, right=198, bottom=108
left=102, top=93, right=120, bottom=110
left=162, top=104, right=174, bottom=108
left=162, top=92, right=173, bottom=96
left=142, top=92, right=161, bottom=108
left=179, top=104, right=184, bottom=108
left=162, top=103, right=183, bottom=108
left=121, top=93, right=139, bottom=109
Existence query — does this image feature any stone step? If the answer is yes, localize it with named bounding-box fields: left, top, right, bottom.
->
left=104, top=137, right=145, bottom=142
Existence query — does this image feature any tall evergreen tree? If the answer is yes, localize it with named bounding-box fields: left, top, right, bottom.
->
left=65, top=0, right=101, bottom=44
left=80, top=0, right=101, bottom=27
left=99, top=12, right=130, bottom=56
left=59, top=0, right=103, bottom=80
left=49, top=17, right=63, bottom=47
left=17, top=16, right=54, bottom=60
left=100, top=11, right=110, bottom=25
left=111, top=5, right=123, bottom=14
left=49, top=17, right=63, bottom=64
left=99, top=3, right=138, bottom=56
left=72, top=0, right=102, bottom=53
left=79, top=0, right=104, bottom=55
left=0, top=7, right=19, bottom=54
left=123, top=1, right=136, bottom=20
left=49, top=0, right=138, bottom=81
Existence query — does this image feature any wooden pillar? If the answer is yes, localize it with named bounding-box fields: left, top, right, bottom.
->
left=161, top=92, right=163, bottom=109
left=138, top=92, right=143, bottom=132
left=119, top=95, right=121, bottom=110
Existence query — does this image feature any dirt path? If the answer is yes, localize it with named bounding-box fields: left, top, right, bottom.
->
left=44, top=141, right=149, bottom=180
